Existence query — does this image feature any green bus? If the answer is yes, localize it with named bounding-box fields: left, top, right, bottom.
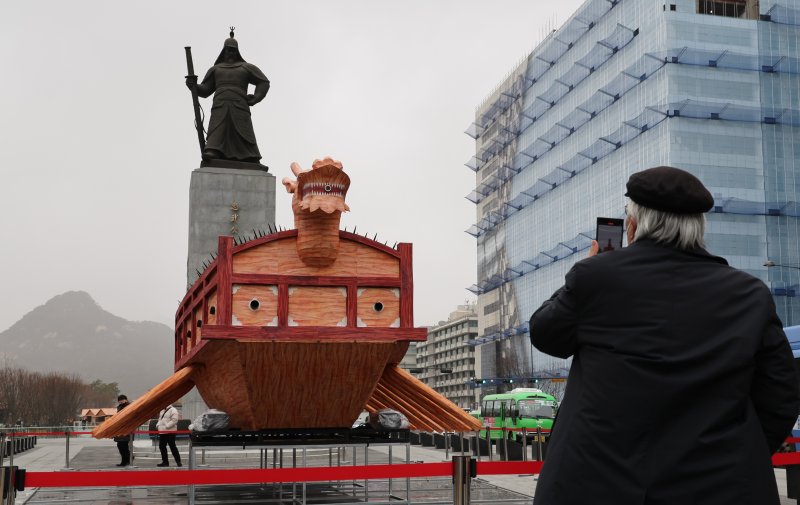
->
left=471, top=388, right=558, bottom=440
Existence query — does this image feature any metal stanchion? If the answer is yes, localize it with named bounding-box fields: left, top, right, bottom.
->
left=522, top=428, right=527, bottom=461
left=0, top=466, right=6, bottom=505
left=64, top=430, right=71, bottom=468
left=302, top=447, right=307, bottom=505
left=364, top=443, right=369, bottom=502
left=486, top=428, right=492, bottom=461
left=452, top=455, right=474, bottom=505
left=3, top=467, right=12, bottom=505
left=406, top=442, right=411, bottom=505
left=8, top=430, right=14, bottom=469
left=388, top=444, right=393, bottom=498
left=292, top=448, right=297, bottom=503
left=188, top=436, right=195, bottom=505
left=502, top=426, right=509, bottom=461
left=536, top=427, right=543, bottom=461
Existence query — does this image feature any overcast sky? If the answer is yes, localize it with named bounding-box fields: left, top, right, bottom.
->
left=0, top=0, right=585, bottom=331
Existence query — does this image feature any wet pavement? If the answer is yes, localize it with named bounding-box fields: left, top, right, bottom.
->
left=8, top=436, right=799, bottom=504
left=15, top=438, right=533, bottom=505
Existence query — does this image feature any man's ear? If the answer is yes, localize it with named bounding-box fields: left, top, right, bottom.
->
left=626, top=217, right=637, bottom=245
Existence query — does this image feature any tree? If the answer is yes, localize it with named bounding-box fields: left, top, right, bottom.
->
left=83, top=380, right=120, bottom=407
left=0, top=362, right=98, bottom=426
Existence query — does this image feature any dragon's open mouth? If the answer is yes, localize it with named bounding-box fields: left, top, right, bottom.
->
left=295, top=163, right=350, bottom=214
left=300, top=182, right=347, bottom=199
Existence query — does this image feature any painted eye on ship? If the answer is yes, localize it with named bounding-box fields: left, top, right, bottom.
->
left=249, top=299, right=260, bottom=311
left=373, top=302, right=384, bottom=312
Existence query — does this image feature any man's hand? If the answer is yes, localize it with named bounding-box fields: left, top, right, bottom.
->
left=185, top=76, right=197, bottom=90
left=247, top=94, right=257, bottom=106
left=588, top=240, right=600, bottom=257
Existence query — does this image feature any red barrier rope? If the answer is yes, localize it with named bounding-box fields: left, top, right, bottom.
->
left=23, top=461, right=544, bottom=488
left=482, top=427, right=551, bottom=433
left=17, top=454, right=800, bottom=490
left=478, top=461, right=543, bottom=475
left=773, top=452, right=800, bottom=466
left=3, top=430, right=192, bottom=437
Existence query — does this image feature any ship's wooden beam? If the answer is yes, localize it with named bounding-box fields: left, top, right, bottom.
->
left=230, top=273, right=401, bottom=287
left=200, top=325, right=428, bottom=342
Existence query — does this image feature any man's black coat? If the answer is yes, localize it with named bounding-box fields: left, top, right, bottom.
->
left=529, top=239, right=799, bottom=505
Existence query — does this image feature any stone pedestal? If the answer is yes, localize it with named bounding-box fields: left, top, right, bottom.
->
left=187, top=166, right=276, bottom=288
left=184, top=165, right=276, bottom=422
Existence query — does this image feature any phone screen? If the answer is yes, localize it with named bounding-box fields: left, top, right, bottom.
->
left=596, top=218, right=624, bottom=253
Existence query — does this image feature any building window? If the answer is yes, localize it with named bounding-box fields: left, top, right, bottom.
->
left=670, top=3, right=676, bottom=10
left=697, top=0, right=755, bottom=19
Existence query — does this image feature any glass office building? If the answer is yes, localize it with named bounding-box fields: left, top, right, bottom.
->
left=466, top=0, right=800, bottom=385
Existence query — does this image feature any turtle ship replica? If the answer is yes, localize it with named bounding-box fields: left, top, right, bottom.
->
left=93, top=158, right=481, bottom=438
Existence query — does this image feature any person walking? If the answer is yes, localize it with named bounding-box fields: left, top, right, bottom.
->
left=113, top=395, right=131, bottom=467
left=529, top=166, right=800, bottom=505
left=156, top=403, right=182, bottom=467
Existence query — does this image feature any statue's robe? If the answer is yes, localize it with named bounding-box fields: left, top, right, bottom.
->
left=199, top=62, right=269, bottom=162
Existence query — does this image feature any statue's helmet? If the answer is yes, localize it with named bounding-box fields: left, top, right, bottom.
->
left=214, top=30, right=245, bottom=64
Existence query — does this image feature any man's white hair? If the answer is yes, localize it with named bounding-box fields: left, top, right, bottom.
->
left=627, top=200, right=706, bottom=250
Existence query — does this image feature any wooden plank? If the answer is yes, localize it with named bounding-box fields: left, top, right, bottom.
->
left=339, top=231, right=400, bottom=257
left=190, top=342, right=256, bottom=429
left=398, top=243, right=413, bottom=327
left=201, top=325, right=428, bottom=342
left=288, top=286, right=347, bottom=326
left=175, top=338, right=209, bottom=371
left=387, top=342, right=410, bottom=365
left=232, top=229, right=400, bottom=258
left=230, top=273, right=401, bottom=287
left=206, top=290, right=218, bottom=326
left=240, top=341, right=392, bottom=428
left=232, top=284, right=279, bottom=326
left=233, top=237, right=399, bottom=278
left=278, top=284, right=289, bottom=326
left=217, top=236, right=233, bottom=325
left=92, top=366, right=199, bottom=439
left=176, top=265, right=218, bottom=323
left=346, top=284, right=357, bottom=328
left=356, top=287, right=400, bottom=327
left=387, top=366, right=482, bottom=431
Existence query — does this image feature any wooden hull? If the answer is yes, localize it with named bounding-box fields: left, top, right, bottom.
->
left=190, top=339, right=408, bottom=430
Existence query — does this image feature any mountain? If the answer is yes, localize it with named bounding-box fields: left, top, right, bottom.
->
left=0, top=291, right=173, bottom=398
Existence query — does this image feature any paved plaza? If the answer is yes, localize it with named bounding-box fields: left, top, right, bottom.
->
left=3, top=435, right=797, bottom=504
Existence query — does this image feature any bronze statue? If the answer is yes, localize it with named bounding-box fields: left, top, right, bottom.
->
left=185, top=29, right=270, bottom=166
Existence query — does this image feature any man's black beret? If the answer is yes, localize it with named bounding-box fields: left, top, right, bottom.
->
left=625, top=166, right=714, bottom=214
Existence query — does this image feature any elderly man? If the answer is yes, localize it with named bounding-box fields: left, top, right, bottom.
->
left=529, top=166, right=800, bottom=505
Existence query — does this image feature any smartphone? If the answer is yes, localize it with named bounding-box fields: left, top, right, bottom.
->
left=595, top=217, right=624, bottom=253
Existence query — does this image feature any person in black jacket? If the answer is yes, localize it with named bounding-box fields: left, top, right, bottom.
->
left=113, top=395, right=131, bottom=467
left=529, top=166, right=800, bottom=505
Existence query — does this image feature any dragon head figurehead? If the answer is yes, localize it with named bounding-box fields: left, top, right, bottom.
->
left=282, top=157, right=350, bottom=267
